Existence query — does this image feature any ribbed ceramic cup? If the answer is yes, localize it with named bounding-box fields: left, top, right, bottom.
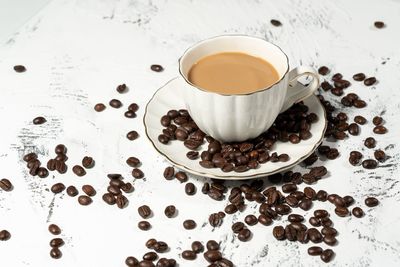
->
left=179, top=35, right=320, bottom=142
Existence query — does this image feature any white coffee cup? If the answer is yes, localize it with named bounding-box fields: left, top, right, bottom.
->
left=179, top=35, right=320, bottom=142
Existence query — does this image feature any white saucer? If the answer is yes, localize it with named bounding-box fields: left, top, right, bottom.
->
left=144, top=77, right=327, bottom=180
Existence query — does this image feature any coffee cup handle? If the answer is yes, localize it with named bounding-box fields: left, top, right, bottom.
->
left=280, top=66, right=320, bottom=112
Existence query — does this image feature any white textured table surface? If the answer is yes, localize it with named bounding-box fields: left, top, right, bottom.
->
left=1, top=0, right=400, bottom=266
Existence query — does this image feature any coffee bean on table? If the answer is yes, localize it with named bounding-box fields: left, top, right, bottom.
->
left=364, top=77, right=377, bottom=86
left=78, top=195, right=92, bottom=206
left=273, top=226, right=285, bottom=240
left=353, top=99, right=367, bottom=108
left=126, top=157, right=140, bottom=167
left=125, top=256, right=139, bottom=267
left=374, top=150, right=386, bottom=162
left=191, top=241, right=204, bottom=253
left=145, top=238, right=158, bottom=249
left=231, top=222, right=245, bottom=233
left=288, top=214, right=304, bottom=223
left=109, top=99, right=122, bottom=108
left=124, top=110, right=136, bottom=118
left=94, top=103, right=106, bottom=112
left=364, top=137, right=376, bottom=148
left=107, top=185, right=121, bottom=195
left=132, top=168, right=144, bottom=178
left=138, top=221, right=151, bottom=231
left=82, top=156, right=94, bottom=168
left=82, top=185, right=96, bottom=196
left=116, top=84, right=127, bottom=93
left=209, top=213, right=223, bottom=227
left=238, top=228, right=251, bottom=241
left=23, top=152, right=38, bottom=162
left=121, top=183, right=134, bottom=193
left=308, top=246, right=323, bottom=256
left=270, top=19, right=282, bottom=26
left=308, top=228, right=323, bottom=243
left=185, top=183, right=196, bottom=195
left=50, top=247, right=62, bottom=259
left=299, top=199, right=312, bottom=211
left=373, top=125, right=387, bottom=134
left=362, top=159, right=378, bottom=169
left=127, top=130, right=139, bottom=140
left=206, top=240, right=219, bottom=251
left=204, top=250, right=223, bottom=263
left=0, top=178, right=13, bottom=191
left=320, top=81, right=333, bottom=91
left=50, top=238, right=64, bottom=247
left=224, top=204, right=238, bottom=214
left=309, top=217, right=321, bottom=227
left=143, top=252, right=158, bottom=262
left=72, top=165, right=86, bottom=176
left=138, top=205, right=152, bottom=218
left=33, top=116, right=46, bottom=125
left=163, top=167, right=174, bottom=180
left=335, top=206, right=349, bottom=217
left=354, top=115, right=367, bottom=125
left=154, top=241, right=168, bottom=253
left=13, top=65, right=26, bottom=72
left=374, top=21, right=385, bottom=28
left=48, top=224, right=61, bottom=235
left=353, top=73, right=366, bottom=81
left=318, top=66, right=330, bottom=75
left=37, top=167, right=49, bottom=178
left=116, top=194, right=128, bottom=208
left=348, top=123, right=360, bottom=135
left=0, top=229, right=11, bottom=241
left=331, top=86, right=343, bottom=96
left=352, top=207, right=364, bottom=218
left=175, top=171, right=188, bottom=183
left=151, top=64, right=164, bottom=72
left=183, top=219, right=196, bottom=230
left=365, top=197, right=379, bottom=207
left=244, top=215, right=258, bottom=226
left=332, top=73, right=343, bottom=81
left=51, top=183, right=66, bottom=194
left=372, top=116, right=383, bottom=126
left=102, top=193, right=115, bottom=205
left=320, top=249, right=334, bottom=263
left=344, top=195, right=355, bottom=206
left=182, top=250, right=196, bottom=260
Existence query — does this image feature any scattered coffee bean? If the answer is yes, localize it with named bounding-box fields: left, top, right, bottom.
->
left=109, top=99, right=122, bottom=108
left=78, top=195, right=92, bottom=206
left=51, top=183, right=66, bottom=194
left=151, top=64, right=164, bottom=72
left=186, top=151, right=199, bottom=160
left=374, top=150, right=386, bottom=162
left=318, top=66, right=330, bottom=75
left=182, top=250, right=196, bottom=260
left=175, top=171, right=188, bottom=183
left=121, top=183, right=134, bottom=193
left=308, top=246, right=323, bottom=256
left=163, top=167, right=174, bottom=180
left=353, top=73, right=366, bottom=81
left=308, top=228, right=323, bottom=243
left=206, top=240, right=220, bottom=251
left=353, top=99, right=367, bottom=108
left=0, top=178, right=13, bottom=191
left=362, top=159, right=378, bottom=169
left=82, top=156, right=94, bottom=168
left=372, top=116, right=383, bottom=126
left=13, top=65, right=26, bottom=72
left=270, top=19, right=282, bottom=26
left=373, top=125, right=387, bottom=134
left=50, top=247, right=62, bottom=259
left=209, top=213, right=223, bottom=227
left=50, top=238, right=64, bottom=247
left=125, top=256, right=139, bottom=267
left=132, top=168, right=144, bottom=178
left=37, top=167, right=49, bottom=178
left=348, top=123, right=360, bottom=135
left=48, top=224, right=61, bottom=235
left=183, top=219, right=196, bottom=230
left=299, top=199, right=313, bottom=211
left=232, top=222, right=245, bottom=233
left=364, top=137, right=376, bottom=148
left=204, top=249, right=222, bottom=263
left=354, top=115, right=367, bottom=125
left=244, top=215, right=258, bottom=226
left=138, top=205, right=152, bottom=219
left=72, top=165, right=86, bottom=176
left=273, top=226, right=285, bottom=240
left=0, top=230, right=11, bottom=241
left=116, top=194, right=128, bottom=209
left=320, top=249, right=334, bottom=263
left=116, top=84, right=127, bottom=93
left=33, top=116, right=46, bottom=125
left=185, top=183, right=196, bottom=195
left=352, top=207, right=364, bottom=218
left=258, top=214, right=273, bottom=226
left=124, top=111, right=136, bottom=118
left=126, top=157, right=141, bottom=167
left=82, top=185, right=96, bottom=196
left=138, top=221, right=151, bottom=231
left=365, top=197, right=379, bottom=207
left=164, top=205, right=176, bottom=218
left=288, top=214, right=304, bottom=223
left=238, top=228, right=251, bottom=242
left=146, top=238, right=158, bottom=249
left=102, top=193, right=116, bottom=205
left=191, top=241, right=204, bottom=253
left=127, top=130, right=139, bottom=140
left=143, top=252, right=158, bottom=261
left=364, top=77, right=377, bottom=86
left=374, top=21, right=385, bottom=28
left=94, top=103, right=106, bottom=112
left=128, top=103, right=139, bottom=112
left=154, top=241, right=168, bottom=253
left=335, top=206, right=349, bottom=217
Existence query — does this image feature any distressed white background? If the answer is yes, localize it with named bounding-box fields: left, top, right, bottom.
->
left=0, top=0, right=399, bottom=266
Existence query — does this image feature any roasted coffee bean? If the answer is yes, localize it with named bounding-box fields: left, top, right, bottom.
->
left=138, top=221, right=151, bottom=231
left=364, top=137, right=376, bottom=148
left=318, top=145, right=330, bottom=155
left=316, top=190, right=328, bottom=201
left=308, top=246, right=323, bottom=256
left=285, top=195, right=299, bottom=207
left=116, top=194, right=128, bottom=208
left=284, top=225, right=297, bottom=241
left=354, top=115, right=367, bottom=125
left=323, top=235, right=337, bottom=246
left=23, top=152, right=37, bottom=162
left=125, top=256, right=139, bottom=267
left=318, top=66, right=330, bottom=75
left=37, top=167, right=49, bottom=178
left=257, top=214, right=272, bottom=226
left=372, top=116, right=383, bottom=126
left=365, top=197, right=379, bottom=207
left=208, top=188, right=223, bottom=201
left=66, top=185, right=78, bottom=197
left=51, top=183, right=65, bottom=194
left=145, top=238, right=158, bottom=249
left=154, top=241, right=168, bottom=253
left=78, top=195, right=92, bottom=206
left=282, top=183, right=297, bottom=193
left=183, top=219, right=196, bottom=230
left=244, top=215, right=258, bottom=226
left=102, top=193, right=116, bottom=205
left=94, top=103, right=106, bottom=112
left=81, top=156, right=94, bottom=168
left=354, top=99, right=367, bottom=108
left=205, top=240, right=219, bottom=251
left=289, top=134, right=300, bottom=144
left=185, top=183, right=196, bottom=195
left=374, top=21, right=385, bottom=28
left=288, top=214, right=304, bottom=223
left=82, top=185, right=96, bottom=196
left=72, top=165, right=86, bottom=176
left=48, top=224, right=61, bottom=235
left=275, top=204, right=291, bottom=215
left=0, top=229, right=11, bottom=241
left=116, top=83, right=127, bottom=93
left=343, top=195, right=354, bottom=206
left=158, top=134, right=169, bottom=145
left=364, top=77, right=377, bottom=86
left=308, top=228, right=322, bottom=243
left=13, top=65, right=26, bottom=72
left=348, top=123, right=360, bottom=135
left=186, top=151, right=199, bottom=160
left=138, top=260, right=154, bottom=267
left=50, top=237, right=64, bottom=247
left=332, top=73, right=343, bottom=81
left=166, top=110, right=179, bottom=119
left=209, top=213, right=222, bottom=227
left=335, top=206, right=349, bottom=217
left=175, top=128, right=188, bottom=141
left=334, top=196, right=346, bottom=207
left=321, top=227, right=337, bottom=236
left=132, top=168, right=144, bottom=179
left=273, top=226, right=285, bottom=240
left=331, top=86, right=343, bottom=95
left=124, top=110, right=136, bottom=118
left=181, top=250, right=196, bottom=260
left=184, top=139, right=202, bottom=150
left=362, top=159, right=378, bottom=169
left=191, top=241, right=204, bottom=253
left=33, top=116, right=46, bottom=125
left=320, top=249, right=334, bottom=263
left=175, top=171, right=188, bottom=183
left=373, top=125, right=387, bottom=134
left=54, top=144, right=67, bottom=155
left=151, top=64, right=164, bottom=72
left=163, top=166, right=175, bottom=180
left=0, top=178, right=13, bottom=191
left=127, top=130, right=139, bottom=140
left=374, top=150, right=386, bottom=162
left=270, top=19, right=282, bottom=26
left=238, top=228, right=251, bottom=242
left=109, top=99, right=122, bottom=108
left=126, top=157, right=140, bottom=167
left=321, top=81, right=333, bottom=91
left=231, top=222, right=245, bottom=233
left=352, top=207, right=364, bottom=218
left=138, top=205, right=152, bottom=218
left=224, top=204, right=238, bottom=214
left=309, top=217, right=321, bottom=227
left=335, top=79, right=351, bottom=89
left=128, top=103, right=139, bottom=112
left=121, top=183, right=134, bottom=193
left=299, top=198, right=313, bottom=210
left=50, top=247, right=62, bottom=259
left=204, top=250, right=222, bottom=263
left=304, top=187, right=317, bottom=200
left=164, top=205, right=176, bottom=218
left=143, top=252, right=158, bottom=261
left=326, top=148, right=339, bottom=160
left=353, top=73, right=366, bottom=81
